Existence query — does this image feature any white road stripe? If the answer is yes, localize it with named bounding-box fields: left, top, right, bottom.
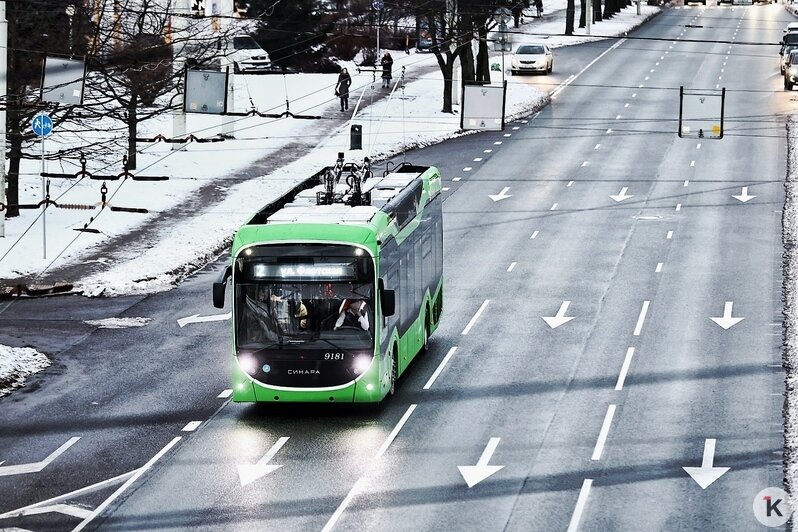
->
left=73, top=437, right=182, bottom=531
left=615, top=348, right=636, bottom=391
left=567, top=479, right=594, bottom=532
left=567, top=180, right=574, bottom=187
left=624, top=103, right=629, bottom=108
left=423, top=347, right=458, bottom=390
left=667, top=230, right=673, bottom=239
left=690, top=160, right=695, bottom=167
left=676, top=203, right=682, bottom=211
left=632, top=93, right=637, bottom=97
left=633, top=301, right=651, bottom=337
left=375, top=405, right=417, bottom=459
left=581, top=161, right=589, bottom=167
left=473, top=158, right=483, bottom=162
left=463, top=167, right=472, bottom=171
left=655, top=262, right=663, bottom=273
left=606, top=128, right=612, bottom=134
left=462, top=300, right=490, bottom=335
left=530, top=230, right=539, bottom=239
left=550, top=39, right=625, bottom=98
left=696, top=143, right=701, bottom=149
left=683, top=180, right=689, bottom=187
left=594, top=143, right=601, bottom=150
left=615, top=115, right=621, bottom=120
left=507, top=262, right=517, bottom=272
left=484, top=149, right=492, bottom=153
left=591, top=405, right=617, bottom=460
left=504, top=133, right=512, bottom=137
left=551, top=203, right=558, bottom=211
left=494, top=141, right=502, bottom=145
left=442, top=187, right=451, bottom=191
left=512, top=126, right=520, bottom=130
left=321, top=477, right=367, bottom=532
left=181, top=421, right=202, bottom=432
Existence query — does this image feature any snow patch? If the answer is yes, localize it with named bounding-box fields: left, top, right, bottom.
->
left=0, top=345, right=51, bottom=397
left=83, top=317, right=152, bottom=328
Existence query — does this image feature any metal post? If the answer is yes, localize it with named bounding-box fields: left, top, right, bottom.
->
left=0, top=0, right=6, bottom=238
left=171, top=0, right=188, bottom=149
left=636, top=0, right=641, bottom=15
left=41, top=137, right=46, bottom=259
left=220, top=0, right=235, bottom=138
left=587, top=0, right=592, bottom=34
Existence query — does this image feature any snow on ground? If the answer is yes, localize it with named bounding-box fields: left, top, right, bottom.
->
left=83, top=317, right=152, bottom=328
left=0, top=345, right=50, bottom=397
left=783, top=116, right=798, bottom=510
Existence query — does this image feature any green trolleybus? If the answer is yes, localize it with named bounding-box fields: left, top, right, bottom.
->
left=213, top=155, right=443, bottom=403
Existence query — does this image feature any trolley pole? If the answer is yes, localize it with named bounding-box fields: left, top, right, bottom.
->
left=0, top=0, right=6, bottom=238
left=171, top=0, right=189, bottom=149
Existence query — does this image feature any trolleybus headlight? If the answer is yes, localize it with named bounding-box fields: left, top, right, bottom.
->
left=353, top=355, right=372, bottom=375
left=238, top=354, right=259, bottom=375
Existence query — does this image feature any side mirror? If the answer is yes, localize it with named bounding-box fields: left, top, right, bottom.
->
left=213, top=265, right=232, bottom=309
left=381, top=289, right=396, bottom=317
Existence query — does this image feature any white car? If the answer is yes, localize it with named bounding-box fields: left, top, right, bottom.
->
left=225, top=34, right=272, bottom=73
left=510, top=44, right=553, bottom=75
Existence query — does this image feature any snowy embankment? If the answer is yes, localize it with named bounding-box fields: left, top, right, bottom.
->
left=0, top=345, right=50, bottom=397
left=784, top=116, right=798, bottom=511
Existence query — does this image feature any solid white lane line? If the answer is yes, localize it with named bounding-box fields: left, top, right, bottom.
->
left=567, top=180, right=574, bottom=187
left=567, top=479, right=594, bottom=532
left=73, top=437, right=182, bottom=531
left=462, top=300, right=490, bottom=335
left=550, top=39, right=625, bottom=98
left=424, top=347, right=458, bottom=390
left=594, top=143, right=601, bottom=150
left=615, top=348, right=636, bottom=391
left=507, top=262, right=517, bottom=272
left=464, top=167, right=472, bottom=171
left=550, top=203, right=558, bottom=211
left=181, top=421, right=202, bottom=432
left=321, top=477, right=368, bottom=532
left=591, top=405, right=617, bottom=460
left=667, top=230, right=673, bottom=239
left=683, top=180, right=689, bottom=187
left=633, top=301, right=651, bottom=337
left=676, top=203, right=682, bottom=211
left=218, top=389, right=233, bottom=398
left=375, top=405, right=417, bottom=459
left=530, top=230, right=539, bottom=239
left=655, top=262, right=663, bottom=273
left=690, top=160, right=695, bottom=167
left=452, top=177, right=462, bottom=181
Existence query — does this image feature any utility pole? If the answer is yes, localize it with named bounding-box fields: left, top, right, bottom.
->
left=0, top=0, right=7, bottom=238
left=220, top=0, right=235, bottom=138
left=171, top=0, right=189, bottom=149
left=446, top=0, right=459, bottom=106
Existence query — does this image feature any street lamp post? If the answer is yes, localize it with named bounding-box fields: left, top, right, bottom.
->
left=65, top=5, right=75, bottom=56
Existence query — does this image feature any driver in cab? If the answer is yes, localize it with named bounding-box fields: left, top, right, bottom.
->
left=334, top=299, right=369, bottom=331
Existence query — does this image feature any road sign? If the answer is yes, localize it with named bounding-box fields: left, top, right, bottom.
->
left=31, top=113, right=53, bottom=137
left=373, top=0, right=384, bottom=9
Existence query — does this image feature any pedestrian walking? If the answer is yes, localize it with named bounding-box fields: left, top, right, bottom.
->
left=380, top=51, right=393, bottom=89
left=335, top=67, right=351, bottom=112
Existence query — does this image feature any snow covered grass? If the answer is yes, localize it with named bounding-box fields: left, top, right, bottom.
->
left=0, top=345, right=50, bottom=398
left=783, top=115, right=798, bottom=510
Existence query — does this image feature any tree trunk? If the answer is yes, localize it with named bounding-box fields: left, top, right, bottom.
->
left=127, top=92, right=138, bottom=169
left=580, top=0, right=587, bottom=27
left=594, top=0, right=602, bottom=22
left=442, top=73, right=453, bottom=113
left=461, top=43, right=475, bottom=84
left=566, top=0, right=576, bottom=35
left=603, top=0, right=614, bottom=19
left=476, top=27, right=491, bottom=83
left=6, top=135, right=21, bottom=218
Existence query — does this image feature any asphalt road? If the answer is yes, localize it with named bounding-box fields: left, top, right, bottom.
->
left=0, top=3, right=792, bottom=531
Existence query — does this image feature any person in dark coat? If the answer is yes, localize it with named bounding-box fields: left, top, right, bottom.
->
left=380, top=52, right=393, bottom=88
left=335, top=67, right=351, bottom=112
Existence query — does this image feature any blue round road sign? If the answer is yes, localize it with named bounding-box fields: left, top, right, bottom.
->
left=373, top=0, right=384, bottom=10
left=31, top=113, right=53, bottom=137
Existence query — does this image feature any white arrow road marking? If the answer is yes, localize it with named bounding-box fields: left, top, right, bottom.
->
left=683, top=439, right=730, bottom=489
left=0, top=437, right=80, bottom=477
left=458, top=437, right=505, bottom=488
left=609, top=187, right=633, bottom=202
left=710, top=301, right=744, bottom=330
left=731, top=186, right=756, bottom=202
left=488, top=187, right=512, bottom=202
left=177, top=312, right=232, bottom=328
left=542, top=301, right=575, bottom=329
left=238, top=437, right=289, bottom=486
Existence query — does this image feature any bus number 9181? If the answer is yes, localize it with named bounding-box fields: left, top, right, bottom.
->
left=324, top=352, right=345, bottom=360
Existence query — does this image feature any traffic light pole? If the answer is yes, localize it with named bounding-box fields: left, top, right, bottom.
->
left=0, top=1, right=7, bottom=238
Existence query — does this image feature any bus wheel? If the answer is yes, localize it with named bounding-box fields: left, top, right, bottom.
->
left=422, top=321, right=430, bottom=354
